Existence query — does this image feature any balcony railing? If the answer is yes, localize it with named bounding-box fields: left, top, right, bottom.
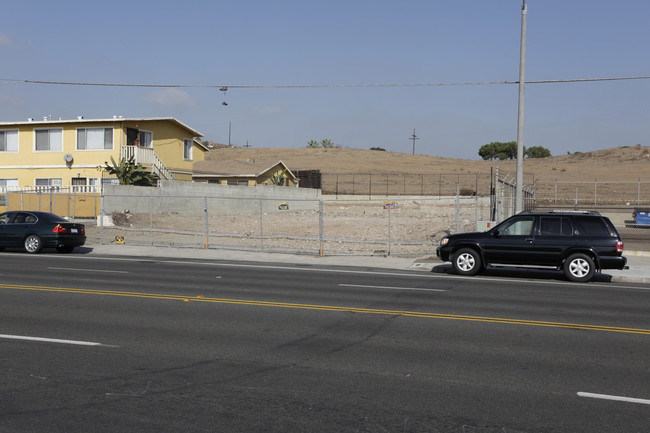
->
left=0, top=185, right=100, bottom=194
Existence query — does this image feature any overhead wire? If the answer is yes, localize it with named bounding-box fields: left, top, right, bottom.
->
left=1, top=75, right=650, bottom=89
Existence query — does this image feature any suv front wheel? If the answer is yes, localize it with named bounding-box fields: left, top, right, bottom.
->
left=452, top=248, right=482, bottom=276
left=563, top=253, right=595, bottom=282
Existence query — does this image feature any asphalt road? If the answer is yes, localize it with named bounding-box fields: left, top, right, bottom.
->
left=1, top=253, right=649, bottom=433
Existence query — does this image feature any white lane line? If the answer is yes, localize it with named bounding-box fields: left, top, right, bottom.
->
left=578, top=392, right=650, bottom=405
left=48, top=267, right=129, bottom=274
left=340, top=284, right=446, bottom=292
left=0, top=334, right=113, bottom=347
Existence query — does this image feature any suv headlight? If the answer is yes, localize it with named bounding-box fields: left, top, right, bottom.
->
left=440, top=237, right=449, bottom=246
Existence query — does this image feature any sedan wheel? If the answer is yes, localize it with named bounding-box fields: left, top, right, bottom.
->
left=24, top=234, right=43, bottom=254
left=564, top=253, right=595, bottom=282
left=452, top=248, right=482, bottom=276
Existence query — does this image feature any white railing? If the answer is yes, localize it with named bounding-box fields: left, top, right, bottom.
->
left=0, top=185, right=99, bottom=194
left=120, top=146, right=175, bottom=181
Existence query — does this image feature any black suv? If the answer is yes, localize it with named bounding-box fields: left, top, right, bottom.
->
left=436, top=210, right=626, bottom=282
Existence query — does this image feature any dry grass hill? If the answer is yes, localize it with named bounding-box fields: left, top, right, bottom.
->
left=205, top=145, right=650, bottom=183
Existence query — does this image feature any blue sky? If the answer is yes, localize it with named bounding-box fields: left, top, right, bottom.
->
left=1, top=0, right=648, bottom=159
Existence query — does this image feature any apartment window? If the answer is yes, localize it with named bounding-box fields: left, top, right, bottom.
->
left=0, top=179, right=19, bottom=191
left=140, top=130, right=153, bottom=148
left=35, top=129, right=62, bottom=151
left=0, top=130, right=18, bottom=152
left=35, top=178, right=62, bottom=189
left=77, top=127, right=113, bottom=150
left=184, top=139, right=193, bottom=160
left=101, top=178, right=119, bottom=186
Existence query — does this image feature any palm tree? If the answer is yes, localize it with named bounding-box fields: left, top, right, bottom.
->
left=104, top=156, right=157, bottom=186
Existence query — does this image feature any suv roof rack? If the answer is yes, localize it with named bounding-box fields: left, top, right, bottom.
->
left=519, top=209, right=601, bottom=216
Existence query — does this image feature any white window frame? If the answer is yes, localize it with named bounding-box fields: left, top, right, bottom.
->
left=0, top=178, right=19, bottom=191
left=76, top=127, right=114, bottom=151
left=139, top=130, right=153, bottom=148
left=34, top=128, right=63, bottom=152
left=101, top=178, right=119, bottom=186
left=35, top=178, right=63, bottom=188
left=0, top=130, right=19, bottom=152
left=183, top=139, right=193, bottom=160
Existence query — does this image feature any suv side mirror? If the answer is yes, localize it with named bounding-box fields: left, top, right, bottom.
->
left=493, top=229, right=502, bottom=238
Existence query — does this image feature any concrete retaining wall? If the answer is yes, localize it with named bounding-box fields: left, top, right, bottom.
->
left=102, top=182, right=322, bottom=217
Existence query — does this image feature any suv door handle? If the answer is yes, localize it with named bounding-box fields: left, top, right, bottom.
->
left=525, top=237, right=534, bottom=243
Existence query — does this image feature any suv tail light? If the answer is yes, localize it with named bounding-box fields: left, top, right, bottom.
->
left=52, top=224, right=67, bottom=234
left=616, top=240, right=624, bottom=253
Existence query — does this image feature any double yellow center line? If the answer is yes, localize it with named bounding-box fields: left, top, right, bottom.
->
left=2, top=283, right=649, bottom=335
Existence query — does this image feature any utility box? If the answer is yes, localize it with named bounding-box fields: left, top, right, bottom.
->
left=476, top=221, right=497, bottom=232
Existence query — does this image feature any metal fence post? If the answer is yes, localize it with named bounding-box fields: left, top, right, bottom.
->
left=72, top=191, right=76, bottom=221
left=99, top=193, right=104, bottom=245
left=319, top=199, right=324, bottom=256
left=260, top=199, right=264, bottom=252
left=387, top=206, right=392, bottom=256
left=149, top=195, right=153, bottom=246
left=455, top=184, right=460, bottom=233
left=203, top=196, right=209, bottom=249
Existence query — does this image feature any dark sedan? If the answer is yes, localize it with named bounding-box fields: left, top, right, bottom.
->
left=0, top=211, right=86, bottom=254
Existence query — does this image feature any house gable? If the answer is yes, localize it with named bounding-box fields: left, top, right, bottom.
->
left=193, top=159, right=298, bottom=187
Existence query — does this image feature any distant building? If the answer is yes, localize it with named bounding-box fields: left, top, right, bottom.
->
left=193, top=159, right=298, bottom=187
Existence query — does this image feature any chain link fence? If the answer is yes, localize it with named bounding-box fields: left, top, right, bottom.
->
left=4, top=177, right=648, bottom=256
left=88, top=194, right=492, bottom=257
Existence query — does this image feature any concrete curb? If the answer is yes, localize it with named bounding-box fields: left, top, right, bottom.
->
left=85, top=243, right=650, bottom=284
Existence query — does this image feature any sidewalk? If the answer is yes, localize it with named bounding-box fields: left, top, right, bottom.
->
left=86, top=243, right=650, bottom=284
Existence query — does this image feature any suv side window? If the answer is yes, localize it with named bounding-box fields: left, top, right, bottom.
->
left=575, top=216, right=614, bottom=236
left=539, top=216, right=574, bottom=236
left=497, top=216, right=534, bottom=236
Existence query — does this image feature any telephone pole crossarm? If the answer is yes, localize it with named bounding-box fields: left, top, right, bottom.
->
left=410, top=129, right=420, bottom=155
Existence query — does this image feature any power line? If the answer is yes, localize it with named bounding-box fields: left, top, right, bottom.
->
left=1, top=75, right=650, bottom=89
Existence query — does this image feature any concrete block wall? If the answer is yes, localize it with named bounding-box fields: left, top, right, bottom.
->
left=102, top=182, right=322, bottom=216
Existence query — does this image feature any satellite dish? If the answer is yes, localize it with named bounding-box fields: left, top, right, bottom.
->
left=64, top=153, right=74, bottom=163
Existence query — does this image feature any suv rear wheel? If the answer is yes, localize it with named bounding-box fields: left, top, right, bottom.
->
left=452, top=248, right=482, bottom=276
left=564, top=253, right=595, bottom=282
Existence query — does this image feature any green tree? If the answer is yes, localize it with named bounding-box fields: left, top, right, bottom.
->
left=478, top=141, right=518, bottom=160
left=104, top=155, right=157, bottom=186
left=306, top=139, right=337, bottom=148
left=320, top=139, right=335, bottom=148
left=370, top=147, right=386, bottom=151
left=525, top=146, right=551, bottom=158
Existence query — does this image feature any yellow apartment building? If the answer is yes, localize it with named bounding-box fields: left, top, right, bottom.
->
left=0, top=116, right=208, bottom=192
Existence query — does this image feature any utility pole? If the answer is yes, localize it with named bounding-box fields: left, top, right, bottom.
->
left=515, top=0, right=527, bottom=213
left=410, top=129, right=419, bottom=155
